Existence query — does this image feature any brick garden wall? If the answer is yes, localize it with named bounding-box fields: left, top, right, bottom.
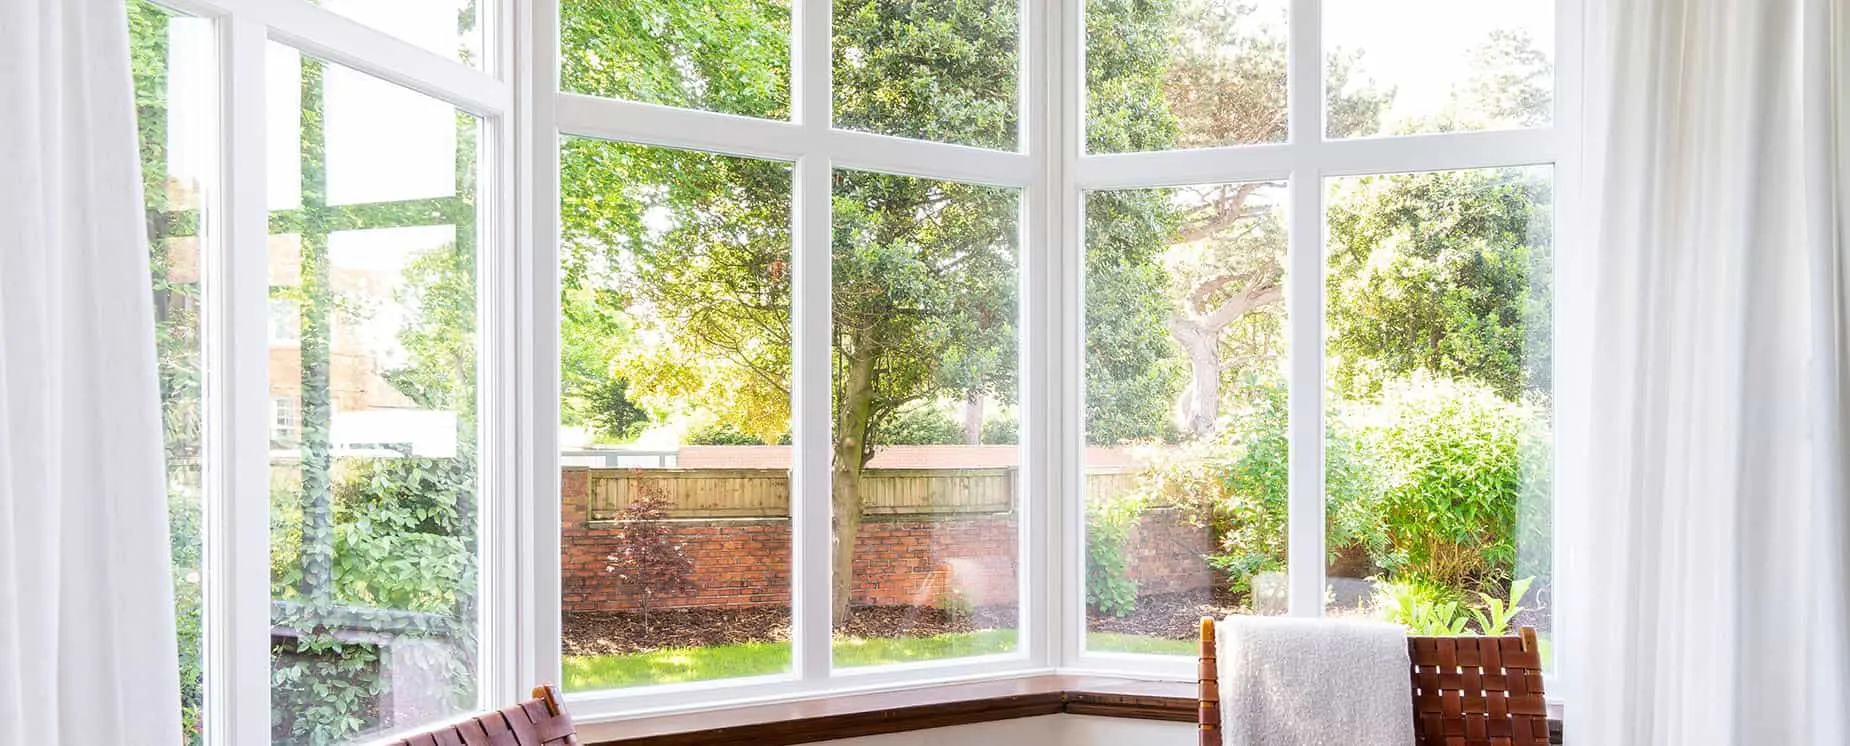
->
left=561, top=467, right=1213, bottom=615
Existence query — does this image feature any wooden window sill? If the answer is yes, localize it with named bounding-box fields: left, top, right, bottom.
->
left=578, top=675, right=1563, bottom=745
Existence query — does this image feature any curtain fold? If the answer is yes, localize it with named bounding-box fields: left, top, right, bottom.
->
left=0, top=0, right=182, bottom=744
left=1571, top=0, right=1850, bottom=744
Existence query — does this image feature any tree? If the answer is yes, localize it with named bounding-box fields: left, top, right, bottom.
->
left=1324, top=31, right=1555, bottom=400
left=1326, top=169, right=1553, bottom=400
left=1090, top=0, right=1390, bottom=436
left=604, top=487, right=697, bottom=633
left=560, top=0, right=1040, bottom=621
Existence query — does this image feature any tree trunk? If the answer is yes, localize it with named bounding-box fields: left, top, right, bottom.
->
left=831, top=349, right=878, bottom=623
left=1170, top=315, right=1222, bottom=435
left=962, top=390, right=984, bottom=445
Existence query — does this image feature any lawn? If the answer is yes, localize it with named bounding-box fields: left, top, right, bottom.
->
left=1085, top=632, right=1198, bottom=656
left=563, top=629, right=1020, bottom=691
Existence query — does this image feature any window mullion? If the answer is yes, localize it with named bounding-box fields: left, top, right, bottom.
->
left=791, top=154, right=834, bottom=683
left=1285, top=0, right=1327, bottom=619
left=209, top=14, right=274, bottom=746
left=792, top=0, right=834, bottom=684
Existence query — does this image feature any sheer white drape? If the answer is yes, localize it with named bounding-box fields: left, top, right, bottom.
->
left=0, top=0, right=182, bottom=743
left=1570, top=0, right=1849, bottom=744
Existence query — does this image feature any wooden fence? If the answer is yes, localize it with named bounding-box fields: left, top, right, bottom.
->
left=585, top=467, right=1144, bottom=521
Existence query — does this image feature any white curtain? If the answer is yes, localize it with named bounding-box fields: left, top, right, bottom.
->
left=1570, top=0, right=1849, bottom=744
left=0, top=0, right=182, bottom=744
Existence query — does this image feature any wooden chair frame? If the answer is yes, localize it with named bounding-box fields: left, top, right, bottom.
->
left=385, top=684, right=582, bottom=746
left=1198, top=619, right=1548, bottom=746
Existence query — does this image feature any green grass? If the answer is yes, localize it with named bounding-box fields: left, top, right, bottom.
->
left=563, top=629, right=1020, bottom=692
left=1085, top=632, right=1198, bottom=656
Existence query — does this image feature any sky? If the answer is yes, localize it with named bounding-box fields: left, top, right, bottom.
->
left=1323, top=0, right=1555, bottom=129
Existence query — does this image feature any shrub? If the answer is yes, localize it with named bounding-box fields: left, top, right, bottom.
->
left=1085, top=494, right=1146, bottom=618
left=268, top=454, right=478, bottom=744
left=980, top=416, right=1018, bottom=445
left=605, top=482, right=696, bottom=632
left=1150, top=379, right=1385, bottom=597
left=1371, top=576, right=1470, bottom=635
left=1372, top=575, right=1534, bottom=637
left=1349, top=374, right=1546, bottom=590
left=684, top=423, right=769, bottom=445
left=874, top=405, right=964, bottom=445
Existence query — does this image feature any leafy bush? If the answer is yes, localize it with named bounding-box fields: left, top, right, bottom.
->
left=268, top=454, right=478, bottom=744
left=1150, top=379, right=1385, bottom=597
left=1085, top=494, right=1147, bottom=618
left=1371, top=576, right=1469, bottom=635
left=684, top=423, right=769, bottom=446
left=1372, top=575, right=1534, bottom=637
left=874, top=405, right=965, bottom=446
left=980, top=416, right=1018, bottom=445
left=1349, top=374, right=1545, bottom=589
left=168, top=484, right=205, bottom=745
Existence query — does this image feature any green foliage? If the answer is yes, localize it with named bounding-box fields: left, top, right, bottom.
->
left=1326, top=162, right=1553, bottom=402
left=1083, top=189, right=1188, bottom=445
left=1372, top=577, right=1471, bottom=636
left=384, top=243, right=476, bottom=414
left=1373, top=576, right=1533, bottom=637
left=1352, top=375, right=1546, bottom=589
left=834, top=0, right=1021, bottom=149
left=559, top=0, right=790, bottom=119
left=684, top=423, right=771, bottom=446
left=980, top=417, right=1019, bottom=445
left=583, top=377, right=650, bottom=441
left=874, top=406, right=965, bottom=446
left=1468, top=576, right=1534, bottom=637
left=1157, top=378, right=1384, bottom=596
left=269, top=454, right=478, bottom=744
left=1085, top=495, right=1148, bottom=618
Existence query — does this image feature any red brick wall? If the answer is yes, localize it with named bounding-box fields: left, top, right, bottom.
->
left=561, top=468, right=1213, bottom=614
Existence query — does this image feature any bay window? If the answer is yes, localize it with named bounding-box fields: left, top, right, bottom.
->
left=138, top=0, right=1577, bottom=740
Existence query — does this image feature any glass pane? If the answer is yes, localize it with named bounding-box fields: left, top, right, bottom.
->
left=1324, top=0, right=1553, bottom=139
left=556, top=138, right=795, bottom=690
left=325, top=66, right=460, bottom=206
left=1323, top=167, right=1552, bottom=664
left=1082, top=183, right=1289, bottom=656
left=267, top=45, right=303, bottom=211
left=834, top=0, right=1019, bottom=150
left=267, top=45, right=482, bottom=745
left=318, top=0, right=483, bottom=69
left=1086, top=0, right=1288, bottom=154
left=831, top=170, right=1021, bottom=667
left=130, top=2, right=214, bottom=740
left=560, top=0, right=791, bottom=121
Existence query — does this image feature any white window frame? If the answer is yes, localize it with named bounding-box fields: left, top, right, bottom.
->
left=1061, top=0, right=1587, bottom=692
left=532, top=0, right=1584, bottom=723
left=529, top=0, right=1057, bottom=720
left=142, top=0, right=518, bottom=744
left=151, top=0, right=1583, bottom=740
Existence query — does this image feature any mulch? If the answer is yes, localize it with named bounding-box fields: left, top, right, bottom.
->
left=565, top=589, right=1554, bottom=657
left=563, top=603, right=1020, bottom=656
left=1084, top=590, right=1250, bottom=640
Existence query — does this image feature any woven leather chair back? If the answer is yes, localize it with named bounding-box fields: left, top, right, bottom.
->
left=1197, top=620, right=1549, bottom=746
left=384, top=684, right=582, bottom=746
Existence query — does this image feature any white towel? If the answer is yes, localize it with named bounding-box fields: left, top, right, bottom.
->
left=1218, top=616, right=1414, bottom=746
